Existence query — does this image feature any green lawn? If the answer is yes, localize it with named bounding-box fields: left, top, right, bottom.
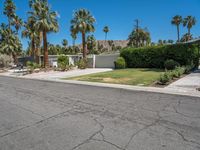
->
left=67, top=68, right=164, bottom=86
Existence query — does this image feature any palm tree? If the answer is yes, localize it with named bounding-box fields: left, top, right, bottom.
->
left=103, top=26, right=109, bottom=41
left=128, top=28, right=151, bottom=47
left=62, top=39, right=68, bottom=48
left=183, top=16, right=196, bottom=41
left=0, top=24, right=22, bottom=63
left=181, top=33, right=193, bottom=42
left=3, top=0, right=16, bottom=29
left=71, top=9, right=96, bottom=58
left=29, top=0, right=59, bottom=67
left=11, top=15, right=23, bottom=33
left=158, top=39, right=163, bottom=45
left=87, top=35, right=96, bottom=54
left=171, top=15, right=182, bottom=42
left=71, top=32, right=77, bottom=47
left=22, top=18, right=38, bottom=61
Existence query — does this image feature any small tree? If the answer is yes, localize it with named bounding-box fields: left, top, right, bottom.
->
left=87, top=35, right=96, bottom=54
left=57, top=55, right=69, bottom=71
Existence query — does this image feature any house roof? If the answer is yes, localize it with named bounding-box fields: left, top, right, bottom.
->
left=181, top=38, right=200, bottom=44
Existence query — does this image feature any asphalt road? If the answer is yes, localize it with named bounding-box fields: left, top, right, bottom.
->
left=0, top=76, right=200, bottom=150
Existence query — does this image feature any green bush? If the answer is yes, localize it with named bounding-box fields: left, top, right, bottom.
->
left=120, top=44, right=199, bottom=69
left=170, top=67, right=185, bottom=78
left=184, top=64, right=194, bottom=74
left=171, top=69, right=180, bottom=78
left=115, top=57, right=126, bottom=69
left=57, top=55, right=69, bottom=71
left=177, top=67, right=185, bottom=75
left=164, top=59, right=179, bottom=70
left=26, top=61, right=40, bottom=73
left=158, top=66, right=188, bottom=85
left=77, top=59, right=87, bottom=69
left=159, top=71, right=172, bottom=85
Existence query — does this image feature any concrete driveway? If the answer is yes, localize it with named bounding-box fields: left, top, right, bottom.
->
left=166, top=69, right=200, bottom=92
left=0, top=76, right=200, bottom=150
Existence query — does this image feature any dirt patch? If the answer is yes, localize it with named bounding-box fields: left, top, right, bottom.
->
left=103, top=77, right=131, bottom=83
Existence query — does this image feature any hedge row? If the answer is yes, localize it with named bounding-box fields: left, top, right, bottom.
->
left=120, top=44, right=199, bottom=69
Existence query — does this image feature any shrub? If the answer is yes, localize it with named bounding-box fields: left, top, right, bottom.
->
left=57, top=55, right=69, bottom=71
left=171, top=69, right=180, bottom=78
left=115, top=57, right=126, bottom=69
left=159, top=72, right=172, bottom=85
left=27, top=61, right=40, bottom=73
left=184, top=64, right=194, bottom=74
left=164, top=59, right=179, bottom=70
left=170, top=67, right=185, bottom=78
left=176, top=67, right=185, bottom=76
left=77, top=59, right=87, bottom=69
left=120, top=44, right=199, bottom=69
left=0, top=54, right=13, bottom=68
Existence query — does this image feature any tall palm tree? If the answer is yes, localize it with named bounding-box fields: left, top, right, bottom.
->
left=3, top=0, right=16, bottom=29
left=70, top=9, right=96, bottom=58
left=171, top=15, right=182, bottom=42
left=183, top=16, right=196, bottom=41
left=29, top=0, right=59, bottom=67
left=22, top=18, right=38, bottom=60
left=12, top=15, right=23, bottom=33
left=103, top=26, right=109, bottom=41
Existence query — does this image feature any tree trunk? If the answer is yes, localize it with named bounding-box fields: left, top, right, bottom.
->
left=35, top=47, right=39, bottom=64
left=73, top=39, right=75, bottom=47
left=43, top=30, right=49, bottom=68
left=82, top=32, right=86, bottom=59
left=177, top=25, right=180, bottom=42
left=12, top=53, right=18, bottom=65
left=31, top=38, right=35, bottom=60
left=8, top=17, right=11, bottom=30
left=187, top=28, right=191, bottom=41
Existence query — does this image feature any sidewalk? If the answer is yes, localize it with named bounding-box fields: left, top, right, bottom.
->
left=0, top=68, right=113, bottom=80
left=165, top=69, right=200, bottom=92
left=0, top=68, right=200, bottom=98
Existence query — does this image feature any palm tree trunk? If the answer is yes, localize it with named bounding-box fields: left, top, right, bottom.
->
left=38, top=32, right=43, bottom=65
left=73, top=39, right=75, bottom=47
left=12, top=53, right=18, bottom=64
left=82, top=32, right=86, bottom=58
left=43, top=30, right=49, bottom=68
left=31, top=38, right=35, bottom=60
left=8, top=17, right=11, bottom=30
left=35, top=46, right=39, bottom=64
left=188, top=28, right=191, bottom=36
left=105, top=33, right=107, bottom=41
left=177, top=25, right=180, bottom=42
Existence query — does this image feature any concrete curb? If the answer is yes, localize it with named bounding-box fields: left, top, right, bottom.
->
left=1, top=74, right=200, bottom=98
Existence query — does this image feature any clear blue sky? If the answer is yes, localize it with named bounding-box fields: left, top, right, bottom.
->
left=0, top=0, right=199, bottom=49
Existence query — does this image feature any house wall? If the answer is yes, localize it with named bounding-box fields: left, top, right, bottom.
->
left=91, top=53, right=119, bottom=68
left=40, top=55, right=82, bottom=67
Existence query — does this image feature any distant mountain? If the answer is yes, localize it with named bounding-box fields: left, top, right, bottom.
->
left=77, top=40, right=128, bottom=51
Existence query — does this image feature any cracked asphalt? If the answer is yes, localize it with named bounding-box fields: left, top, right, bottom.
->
left=0, top=76, right=200, bottom=150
